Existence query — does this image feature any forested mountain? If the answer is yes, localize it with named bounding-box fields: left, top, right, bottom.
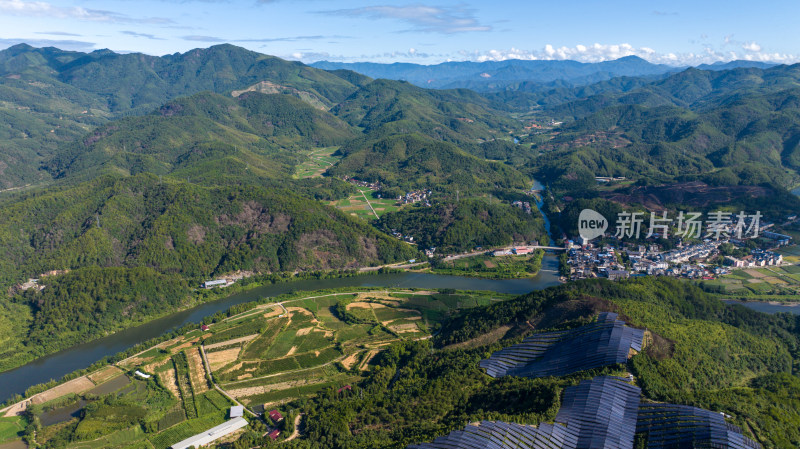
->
left=528, top=68, right=800, bottom=191
left=43, top=91, right=357, bottom=182
left=312, top=56, right=682, bottom=90
left=0, top=173, right=418, bottom=289
left=0, top=44, right=362, bottom=187
left=330, top=78, right=516, bottom=146
left=377, top=198, right=547, bottom=252
left=329, top=133, right=528, bottom=193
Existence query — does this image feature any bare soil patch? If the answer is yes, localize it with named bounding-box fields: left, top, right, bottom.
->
left=286, top=346, right=298, bottom=356
left=159, top=367, right=181, bottom=399
left=346, top=302, right=372, bottom=309
left=2, top=376, right=95, bottom=416
left=88, top=366, right=123, bottom=384
left=296, top=327, right=313, bottom=336
left=444, top=325, right=512, bottom=351
left=744, top=269, right=765, bottom=278
left=209, top=350, right=242, bottom=371
left=341, top=353, right=360, bottom=370
left=186, top=348, right=210, bottom=393
left=358, top=350, right=380, bottom=371
left=263, top=307, right=283, bottom=318
left=228, top=379, right=318, bottom=398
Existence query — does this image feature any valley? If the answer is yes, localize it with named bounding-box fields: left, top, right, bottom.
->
left=1, top=40, right=800, bottom=449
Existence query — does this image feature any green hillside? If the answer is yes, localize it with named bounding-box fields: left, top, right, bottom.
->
left=377, top=198, right=546, bottom=252
left=0, top=173, right=418, bottom=288
left=300, top=278, right=800, bottom=449
left=43, top=91, right=357, bottom=182
left=0, top=44, right=362, bottom=187
left=329, top=133, right=529, bottom=193
left=331, top=78, right=517, bottom=146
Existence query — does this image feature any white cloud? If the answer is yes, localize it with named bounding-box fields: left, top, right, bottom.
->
left=319, top=4, right=491, bottom=34
left=0, top=0, right=173, bottom=24
left=455, top=43, right=799, bottom=66
left=742, top=42, right=761, bottom=52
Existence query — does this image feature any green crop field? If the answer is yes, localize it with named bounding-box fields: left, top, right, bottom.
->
left=331, top=186, right=403, bottom=221
left=0, top=416, right=24, bottom=444
left=294, top=147, right=341, bottom=179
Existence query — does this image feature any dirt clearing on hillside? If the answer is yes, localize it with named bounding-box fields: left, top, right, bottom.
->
left=341, top=352, right=360, bottom=370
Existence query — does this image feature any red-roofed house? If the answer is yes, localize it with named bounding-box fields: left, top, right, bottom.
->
left=337, top=385, right=352, bottom=393
left=201, top=324, right=210, bottom=331
left=268, top=429, right=281, bottom=440
left=268, top=410, right=283, bottom=422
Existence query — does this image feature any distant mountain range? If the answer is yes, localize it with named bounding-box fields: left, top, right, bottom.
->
left=311, top=56, right=777, bottom=91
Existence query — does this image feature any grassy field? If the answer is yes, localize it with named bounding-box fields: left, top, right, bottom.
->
left=331, top=186, right=402, bottom=221
left=294, top=147, right=341, bottom=178
left=777, top=244, right=800, bottom=264
left=713, top=261, right=800, bottom=298
left=0, top=416, right=24, bottom=444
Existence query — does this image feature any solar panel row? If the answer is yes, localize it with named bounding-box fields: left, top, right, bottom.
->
left=408, top=376, right=641, bottom=449
left=636, top=403, right=762, bottom=449
left=479, top=312, right=645, bottom=379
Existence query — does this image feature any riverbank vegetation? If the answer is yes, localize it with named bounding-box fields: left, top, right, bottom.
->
left=429, top=250, right=545, bottom=279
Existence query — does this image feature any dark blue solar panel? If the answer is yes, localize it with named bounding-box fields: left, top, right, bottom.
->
left=408, top=376, right=640, bottom=449
left=480, top=313, right=644, bottom=379
left=636, top=403, right=762, bottom=449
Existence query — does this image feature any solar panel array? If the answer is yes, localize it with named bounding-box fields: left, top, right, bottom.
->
left=408, top=376, right=641, bottom=449
left=556, top=376, right=641, bottom=449
left=636, top=403, right=762, bottom=449
left=480, top=312, right=645, bottom=378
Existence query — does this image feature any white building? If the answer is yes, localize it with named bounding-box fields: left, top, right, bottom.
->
left=170, top=417, right=248, bottom=449
left=202, top=279, right=229, bottom=289
left=230, top=405, right=244, bottom=418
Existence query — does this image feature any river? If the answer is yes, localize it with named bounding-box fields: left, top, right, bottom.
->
left=0, top=265, right=561, bottom=403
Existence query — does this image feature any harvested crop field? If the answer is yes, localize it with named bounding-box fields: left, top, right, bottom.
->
left=389, top=323, right=420, bottom=333
left=346, top=302, right=373, bottom=309
left=158, top=366, right=181, bottom=399
left=186, top=348, right=209, bottom=393
left=227, top=379, right=319, bottom=398
left=88, top=366, right=123, bottom=384
left=204, top=334, right=258, bottom=350
left=208, top=348, right=242, bottom=371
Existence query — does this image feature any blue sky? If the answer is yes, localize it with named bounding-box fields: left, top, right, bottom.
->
left=1, top=0, right=798, bottom=65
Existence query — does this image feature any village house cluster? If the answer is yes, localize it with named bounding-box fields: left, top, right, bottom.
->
left=565, top=238, right=787, bottom=282
left=399, top=189, right=432, bottom=206
left=511, top=200, right=533, bottom=214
